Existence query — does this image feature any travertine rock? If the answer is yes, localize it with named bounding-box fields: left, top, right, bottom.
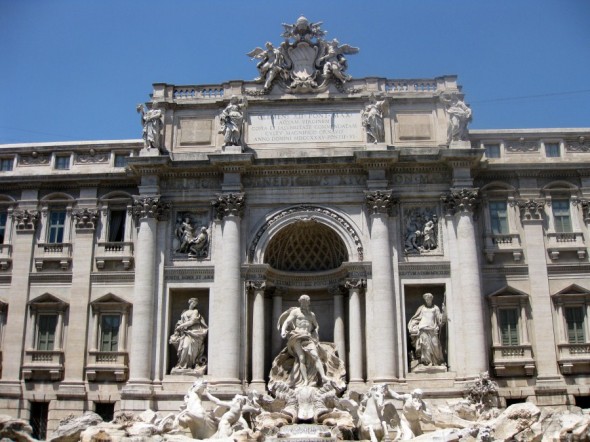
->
left=0, top=414, right=37, bottom=442
left=48, top=411, right=103, bottom=442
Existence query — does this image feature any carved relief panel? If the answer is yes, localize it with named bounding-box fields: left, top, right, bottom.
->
left=172, top=211, right=211, bottom=259
left=402, top=205, right=441, bottom=256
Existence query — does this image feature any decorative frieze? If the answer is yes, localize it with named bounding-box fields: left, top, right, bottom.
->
left=13, top=209, right=39, bottom=231
left=505, top=138, right=539, bottom=153
left=75, top=150, right=109, bottom=164
left=365, top=190, right=396, bottom=216
left=243, top=172, right=365, bottom=188
left=517, top=199, right=545, bottom=221
left=132, top=196, right=171, bottom=221
left=565, top=136, right=590, bottom=152
left=72, top=208, right=99, bottom=230
left=440, top=189, right=480, bottom=216
left=19, top=152, right=49, bottom=166
left=211, top=193, right=245, bottom=220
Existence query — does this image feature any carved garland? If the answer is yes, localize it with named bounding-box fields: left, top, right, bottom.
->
left=365, top=190, right=397, bottom=215
left=517, top=199, right=545, bottom=220
left=13, top=210, right=39, bottom=231
left=248, top=205, right=363, bottom=262
left=72, top=208, right=99, bottom=230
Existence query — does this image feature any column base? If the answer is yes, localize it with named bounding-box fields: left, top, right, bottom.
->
left=207, top=378, right=244, bottom=396
left=57, top=382, right=87, bottom=399
left=248, top=380, right=267, bottom=392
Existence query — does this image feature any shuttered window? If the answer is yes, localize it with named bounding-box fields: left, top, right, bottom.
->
left=499, top=308, right=519, bottom=346
left=565, top=307, right=585, bottom=344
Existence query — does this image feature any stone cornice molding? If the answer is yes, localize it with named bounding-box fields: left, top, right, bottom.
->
left=441, top=188, right=480, bottom=216
left=13, top=209, right=39, bottom=232
left=132, top=196, right=171, bottom=221
left=365, top=189, right=397, bottom=216
left=517, top=199, right=545, bottom=221
left=211, top=193, right=246, bottom=220
left=72, top=208, right=99, bottom=231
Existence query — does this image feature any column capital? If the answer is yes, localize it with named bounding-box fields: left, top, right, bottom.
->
left=132, top=196, right=171, bottom=221
left=212, top=193, right=246, bottom=220
left=441, top=188, right=480, bottom=216
left=517, top=199, right=545, bottom=221
left=246, top=280, right=266, bottom=291
left=72, top=208, right=99, bottom=231
left=12, top=209, right=39, bottom=232
left=577, top=199, right=590, bottom=224
left=344, top=278, right=366, bottom=290
left=365, top=189, right=397, bottom=216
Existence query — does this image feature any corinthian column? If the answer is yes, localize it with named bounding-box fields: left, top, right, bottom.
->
left=441, top=189, right=486, bottom=376
left=248, top=280, right=266, bottom=388
left=128, top=196, right=170, bottom=386
left=365, top=190, right=397, bottom=382
left=210, top=193, right=245, bottom=386
left=346, top=278, right=365, bottom=383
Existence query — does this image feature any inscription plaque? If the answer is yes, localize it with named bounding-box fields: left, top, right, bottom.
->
left=248, top=111, right=361, bottom=144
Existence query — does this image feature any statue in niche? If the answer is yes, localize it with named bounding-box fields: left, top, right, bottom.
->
left=136, top=104, right=164, bottom=152
left=175, top=215, right=209, bottom=258
left=442, top=94, right=472, bottom=142
left=247, top=42, right=288, bottom=90
left=219, top=95, right=247, bottom=147
left=404, top=208, right=438, bottom=254
left=169, top=298, right=208, bottom=374
left=408, top=293, right=447, bottom=370
left=362, top=96, right=386, bottom=143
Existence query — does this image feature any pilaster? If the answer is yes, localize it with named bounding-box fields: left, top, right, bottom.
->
left=517, top=199, right=561, bottom=381
left=248, top=280, right=266, bottom=388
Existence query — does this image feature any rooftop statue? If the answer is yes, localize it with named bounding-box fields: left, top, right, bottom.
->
left=136, top=104, right=164, bottom=153
left=362, top=95, right=387, bottom=143
left=219, top=95, right=247, bottom=148
left=247, top=16, right=359, bottom=93
left=442, top=93, right=472, bottom=142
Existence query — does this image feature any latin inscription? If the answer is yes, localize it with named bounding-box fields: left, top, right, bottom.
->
left=248, top=112, right=361, bottom=144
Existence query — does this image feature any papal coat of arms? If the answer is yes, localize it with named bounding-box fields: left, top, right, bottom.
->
left=247, top=16, right=359, bottom=93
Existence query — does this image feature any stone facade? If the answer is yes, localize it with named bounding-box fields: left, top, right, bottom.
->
left=1, top=18, right=590, bottom=438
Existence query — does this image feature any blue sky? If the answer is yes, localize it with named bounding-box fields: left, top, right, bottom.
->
left=1, top=0, right=589, bottom=144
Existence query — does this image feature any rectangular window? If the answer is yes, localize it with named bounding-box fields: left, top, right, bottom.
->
left=489, top=201, right=508, bottom=235
left=108, top=209, right=126, bottom=242
left=100, top=314, right=120, bottom=352
left=37, top=314, right=57, bottom=351
left=54, top=156, right=70, bottom=170
left=499, top=308, right=519, bottom=346
left=485, top=144, right=500, bottom=158
left=114, top=154, right=129, bottom=168
left=0, top=212, right=7, bottom=244
left=48, top=210, right=66, bottom=243
left=0, top=158, right=13, bottom=171
left=552, top=199, right=572, bottom=233
left=545, top=143, right=560, bottom=158
left=565, top=306, right=585, bottom=344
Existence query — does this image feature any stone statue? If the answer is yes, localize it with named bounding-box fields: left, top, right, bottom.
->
left=247, top=42, right=287, bottom=90
left=408, top=293, right=447, bottom=368
left=219, top=95, right=247, bottom=147
left=362, top=96, right=386, bottom=143
left=281, top=16, right=327, bottom=42
left=318, top=39, right=359, bottom=84
left=204, top=390, right=260, bottom=439
left=386, top=387, right=433, bottom=440
left=169, top=298, right=208, bottom=374
left=136, top=104, right=163, bottom=152
left=442, top=94, right=472, bottom=142
left=173, top=380, right=217, bottom=439
left=271, top=294, right=344, bottom=390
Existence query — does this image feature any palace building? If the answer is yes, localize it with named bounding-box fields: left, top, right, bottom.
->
left=1, top=16, right=590, bottom=438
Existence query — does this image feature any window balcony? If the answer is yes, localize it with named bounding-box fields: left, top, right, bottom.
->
left=546, top=232, right=586, bottom=260
left=22, top=350, right=64, bottom=381
left=484, top=233, right=523, bottom=263
left=85, top=350, right=128, bottom=382
left=34, top=242, right=72, bottom=271
left=95, top=241, right=134, bottom=270
left=557, top=343, right=590, bottom=374
left=491, top=344, right=535, bottom=377
left=0, top=243, right=12, bottom=270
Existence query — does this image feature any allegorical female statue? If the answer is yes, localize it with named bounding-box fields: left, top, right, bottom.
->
left=170, top=298, right=208, bottom=374
left=408, top=292, right=447, bottom=368
left=219, top=95, right=247, bottom=147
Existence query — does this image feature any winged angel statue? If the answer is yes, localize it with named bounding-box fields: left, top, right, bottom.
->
left=247, top=16, right=359, bottom=93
